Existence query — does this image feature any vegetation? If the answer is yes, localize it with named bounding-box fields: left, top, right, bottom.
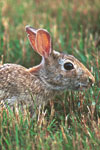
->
left=0, top=0, right=100, bottom=149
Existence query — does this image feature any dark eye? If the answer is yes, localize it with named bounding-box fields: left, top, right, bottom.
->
left=64, top=62, right=74, bottom=70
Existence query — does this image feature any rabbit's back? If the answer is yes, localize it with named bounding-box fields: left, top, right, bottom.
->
left=0, top=64, right=34, bottom=106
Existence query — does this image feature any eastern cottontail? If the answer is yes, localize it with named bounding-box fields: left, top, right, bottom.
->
left=0, top=26, right=95, bottom=109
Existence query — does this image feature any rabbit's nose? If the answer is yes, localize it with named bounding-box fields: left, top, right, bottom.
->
left=88, top=75, right=95, bottom=85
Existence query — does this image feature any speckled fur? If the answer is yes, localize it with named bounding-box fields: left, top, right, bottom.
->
left=0, top=64, right=57, bottom=107
left=0, top=27, right=95, bottom=111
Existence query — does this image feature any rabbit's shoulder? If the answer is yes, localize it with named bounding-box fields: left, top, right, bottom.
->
left=0, top=63, right=28, bottom=75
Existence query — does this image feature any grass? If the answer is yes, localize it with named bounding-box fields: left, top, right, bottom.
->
left=0, top=0, right=100, bottom=149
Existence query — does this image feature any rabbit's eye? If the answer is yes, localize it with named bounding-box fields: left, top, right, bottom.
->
left=64, top=62, right=74, bottom=70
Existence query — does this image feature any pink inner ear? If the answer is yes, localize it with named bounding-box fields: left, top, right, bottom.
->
left=26, top=26, right=37, bottom=51
left=28, top=34, right=37, bottom=51
left=36, top=30, right=51, bottom=58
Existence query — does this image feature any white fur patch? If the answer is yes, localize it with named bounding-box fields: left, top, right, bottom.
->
left=7, top=96, right=18, bottom=105
left=0, top=90, right=5, bottom=98
left=0, top=96, right=18, bottom=107
left=58, top=58, right=75, bottom=71
left=53, top=50, right=60, bottom=56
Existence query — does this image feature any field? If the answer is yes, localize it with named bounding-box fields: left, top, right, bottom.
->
left=0, top=0, right=100, bottom=149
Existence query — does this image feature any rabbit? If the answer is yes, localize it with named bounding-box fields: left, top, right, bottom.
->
left=0, top=26, right=95, bottom=110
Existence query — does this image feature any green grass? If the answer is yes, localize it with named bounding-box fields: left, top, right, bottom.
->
left=0, top=0, right=100, bottom=149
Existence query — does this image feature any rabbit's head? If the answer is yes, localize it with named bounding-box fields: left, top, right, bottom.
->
left=26, top=26, right=95, bottom=91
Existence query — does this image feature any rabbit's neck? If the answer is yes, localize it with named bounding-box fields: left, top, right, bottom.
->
left=29, top=67, right=64, bottom=91
left=29, top=64, right=42, bottom=73
left=28, top=57, right=45, bottom=74
left=39, top=75, right=67, bottom=91
left=38, top=69, right=67, bottom=91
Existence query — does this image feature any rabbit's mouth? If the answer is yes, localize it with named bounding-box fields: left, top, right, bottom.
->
left=77, top=77, right=95, bottom=90
left=75, top=83, right=89, bottom=90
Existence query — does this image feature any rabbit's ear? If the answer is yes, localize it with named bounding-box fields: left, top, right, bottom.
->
left=35, top=29, right=52, bottom=58
left=25, top=26, right=37, bottom=51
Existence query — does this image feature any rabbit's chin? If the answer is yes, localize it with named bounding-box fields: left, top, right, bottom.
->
left=73, top=83, right=90, bottom=91
left=62, top=83, right=91, bottom=91
left=47, top=84, right=88, bottom=91
left=40, top=78, right=89, bottom=91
